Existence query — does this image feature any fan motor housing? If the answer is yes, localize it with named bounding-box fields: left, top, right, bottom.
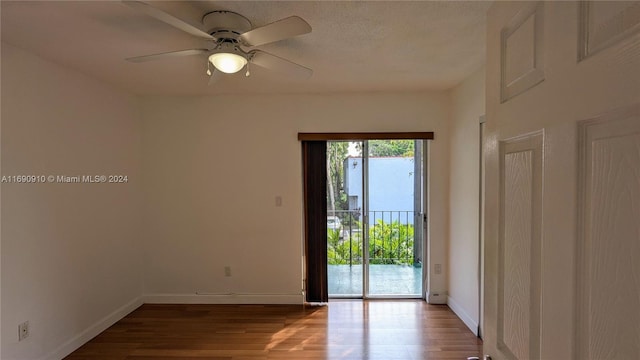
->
left=202, top=11, right=252, bottom=40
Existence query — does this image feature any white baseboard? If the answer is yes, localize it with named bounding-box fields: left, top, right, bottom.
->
left=447, top=295, right=478, bottom=336
left=43, top=296, right=143, bottom=360
left=143, top=293, right=304, bottom=305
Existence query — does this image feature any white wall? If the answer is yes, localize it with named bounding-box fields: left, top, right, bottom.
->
left=139, top=92, right=451, bottom=303
left=447, top=67, right=485, bottom=334
left=1, top=44, right=143, bottom=360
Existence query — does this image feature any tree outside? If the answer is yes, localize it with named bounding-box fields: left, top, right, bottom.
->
left=326, top=141, right=350, bottom=215
left=355, top=140, right=414, bottom=157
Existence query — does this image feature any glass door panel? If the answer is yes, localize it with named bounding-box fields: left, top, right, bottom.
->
left=327, top=141, right=364, bottom=297
left=366, top=140, right=423, bottom=297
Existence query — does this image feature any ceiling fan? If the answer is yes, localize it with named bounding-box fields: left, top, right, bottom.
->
left=123, top=1, right=313, bottom=83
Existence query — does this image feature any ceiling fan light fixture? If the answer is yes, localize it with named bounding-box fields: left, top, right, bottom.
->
left=208, top=52, right=247, bottom=74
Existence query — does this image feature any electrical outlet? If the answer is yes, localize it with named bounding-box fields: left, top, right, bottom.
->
left=434, top=263, right=442, bottom=274
left=224, top=266, right=231, bottom=277
left=18, top=321, right=29, bottom=341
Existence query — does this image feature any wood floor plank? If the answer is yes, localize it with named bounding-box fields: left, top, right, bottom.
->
left=65, top=301, right=482, bottom=360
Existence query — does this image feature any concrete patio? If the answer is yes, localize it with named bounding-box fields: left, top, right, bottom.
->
left=328, top=264, right=423, bottom=297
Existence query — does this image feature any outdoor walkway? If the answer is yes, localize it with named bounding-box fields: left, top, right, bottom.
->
left=328, top=264, right=422, bottom=297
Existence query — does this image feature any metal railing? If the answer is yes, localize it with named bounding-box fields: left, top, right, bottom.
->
left=327, top=210, right=419, bottom=266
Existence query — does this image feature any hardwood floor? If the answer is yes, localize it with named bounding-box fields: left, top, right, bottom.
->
left=65, top=300, right=482, bottom=360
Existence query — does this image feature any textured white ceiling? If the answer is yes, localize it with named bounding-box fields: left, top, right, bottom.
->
left=1, top=1, right=491, bottom=95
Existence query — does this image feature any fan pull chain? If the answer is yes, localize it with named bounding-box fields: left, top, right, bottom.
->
left=245, top=62, right=251, bottom=77
left=206, top=60, right=212, bottom=76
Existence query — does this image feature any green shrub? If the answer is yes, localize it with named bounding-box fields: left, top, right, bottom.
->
left=327, top=220, right=414, bottom=265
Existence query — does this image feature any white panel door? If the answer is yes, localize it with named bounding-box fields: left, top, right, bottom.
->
left=483, top=1, right=640, bottom=359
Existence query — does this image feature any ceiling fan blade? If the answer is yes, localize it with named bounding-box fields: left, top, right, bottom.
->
left=249, top=50, right=312, bottom=79
left=123, top=1, right=214, bottom=40
left=240, top=16, right=311, bottom=47
left=126, top=49, right=209, bottom=63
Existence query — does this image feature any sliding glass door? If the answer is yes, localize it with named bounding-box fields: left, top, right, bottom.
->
left=327, top=140, right=425, bottom=298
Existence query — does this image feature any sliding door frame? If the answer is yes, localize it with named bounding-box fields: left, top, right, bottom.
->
left=299, top=132, right=434, bottom=301
left=362, top=141, right=370, bottom=297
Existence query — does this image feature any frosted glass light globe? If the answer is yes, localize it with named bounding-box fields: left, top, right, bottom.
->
left=208, top=53, right=247, bottom=74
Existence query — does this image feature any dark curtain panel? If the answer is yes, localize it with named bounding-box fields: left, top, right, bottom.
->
left=302, top=141, right=328, bottom=303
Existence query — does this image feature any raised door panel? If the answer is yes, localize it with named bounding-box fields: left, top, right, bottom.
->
left=500, top=2, right=545, bottom=103
left=498, top=133, right=543, bottom=360
left=579, top=1, right=640, bottom=60
left=577, top=105, right=640, bottom=359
